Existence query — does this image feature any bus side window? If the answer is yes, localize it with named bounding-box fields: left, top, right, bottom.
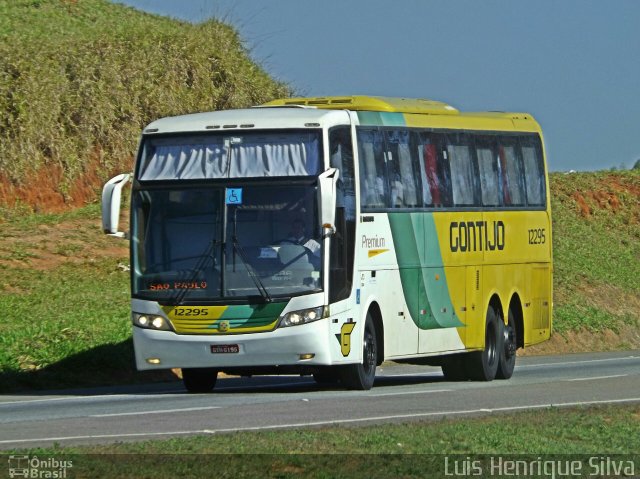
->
left=446, top=133, right=478, bottom=207
left=498, top=139, right=526, bottom=206
left=384, top=129, right=419, bottom=208
left=521, top=136, right=545, bottom=206
left=357, top=128, right=388, bottom=209
left=418, top=132, right=452, bottom=207
left=330, top=127, right=356, bottom=219
left=329, top=126, right=356, bottom=303
left=418, top=142, right=434, bottom=206
left=476, top=137, right=501, bottom=207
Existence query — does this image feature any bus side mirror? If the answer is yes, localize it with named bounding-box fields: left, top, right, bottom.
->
left=102, top=173, right=131, bottom=238
left=318, top=168, right=339, bottom=235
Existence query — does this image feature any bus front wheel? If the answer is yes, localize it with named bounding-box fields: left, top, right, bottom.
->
left=312, top=367, right=341, bottom=385
left=340, top=313, right=377, bottom=390
left=182, top=368, right=218, bottom=393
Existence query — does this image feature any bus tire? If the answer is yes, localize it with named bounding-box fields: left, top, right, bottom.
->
left=312, top=368, right=340, bottom=385
left=340, top=313, right=377, bottom=390
left=466, top=306, right=501, bottom=381
left=496, top=308, right=517, bottom=379
left=441, top=354, right=468, bottom=381
left=182, top=368, right=218, bottom=393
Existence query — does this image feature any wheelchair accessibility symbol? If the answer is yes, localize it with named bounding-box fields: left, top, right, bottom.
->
left=225, top=188, right=243, bottom=205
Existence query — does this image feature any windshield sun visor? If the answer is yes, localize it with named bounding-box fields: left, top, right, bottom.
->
left=139, top=130, right=321, bottom=181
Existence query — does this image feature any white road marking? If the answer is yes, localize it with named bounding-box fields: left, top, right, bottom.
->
left=91, top=406, right=221, bottom=418
left=369, top=389, right=452, bottom=397
left=0, top=391, right=180, bottom=407
left=568, top=374, right=628, bottom=382
left=0, top=380, right=313, bottom=407
left=377, top=372, right=440, bottom=378
left=517, top=355, right=640, bottom=369
left=2, top=396, right=640, bottom=446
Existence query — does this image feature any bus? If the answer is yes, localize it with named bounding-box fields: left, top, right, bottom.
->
left=102, top=95, right=552, bottom=392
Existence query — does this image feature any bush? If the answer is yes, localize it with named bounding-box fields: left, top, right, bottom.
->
left=0, top=0, right=290, bottom=199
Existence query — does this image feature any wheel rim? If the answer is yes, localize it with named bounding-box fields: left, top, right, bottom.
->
left=363, top=328, right=376, bottom=374
left=503, top=323, right=516, bottom=358
left=486, top=322, right=497, bottom=366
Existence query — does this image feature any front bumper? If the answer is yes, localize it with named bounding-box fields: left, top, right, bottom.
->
left=133, top=318, right=339, bottom=370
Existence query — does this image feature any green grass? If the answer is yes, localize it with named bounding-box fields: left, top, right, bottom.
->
left=550, top=170, right=640, bottom=333
left=0, top=261, right=129, bottom=368
left=0, top=204, right=137, bottom=391
left=9, top=404, right=640, bottom=477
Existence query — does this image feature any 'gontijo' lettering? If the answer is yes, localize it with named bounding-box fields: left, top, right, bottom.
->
left=450, top=220, right=505, bottom=252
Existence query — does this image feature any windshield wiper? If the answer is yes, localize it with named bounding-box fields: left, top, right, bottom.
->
left=173, top=239, right=220, bottom=305
left=231, top=234, right=272, bottom=303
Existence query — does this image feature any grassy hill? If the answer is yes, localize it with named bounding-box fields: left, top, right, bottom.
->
left=0, top=0, right=290, bottom=210
left=1, top=171, right=638, bottom=392
left=538, top=170, right=640, bottom=353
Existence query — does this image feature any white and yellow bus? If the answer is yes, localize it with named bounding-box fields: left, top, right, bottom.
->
left=102, top=96, right=552, bottom=392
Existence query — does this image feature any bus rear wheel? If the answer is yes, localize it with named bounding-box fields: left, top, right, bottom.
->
left=340, top=313, right=377, bottom=390
left=496, top=308, right=517, bottom=379
left=182, top=368, right=218, bottom=393
left=466, top=306, right=501, bottom=381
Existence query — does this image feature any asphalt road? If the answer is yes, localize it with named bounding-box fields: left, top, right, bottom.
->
left=1, top=350, right=639, bottom=450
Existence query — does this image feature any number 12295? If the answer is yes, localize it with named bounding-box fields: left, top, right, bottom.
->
left=528, top=228, right=546, bottom=245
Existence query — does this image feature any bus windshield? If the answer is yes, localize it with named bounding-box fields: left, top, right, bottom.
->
left=131, top=184, right=322, bottom=303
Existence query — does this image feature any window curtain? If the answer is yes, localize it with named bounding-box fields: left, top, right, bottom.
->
left=477, top=148, right=500, bottom=206
left=522, top=146, right=544, bottom=205
left=140, top=135, right=319, bottom=181
left=448, top=145, right=475, bottom=205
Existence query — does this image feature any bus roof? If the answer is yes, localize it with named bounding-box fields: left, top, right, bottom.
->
left=264, top=95, right=537, bottom=123
left=264, top=96, right=459, bottom=115
left=143, top=107, right=350, bottom=134
left=142, top=96, right=540, bottom=135
left=262, top=95, right=540, bottom=132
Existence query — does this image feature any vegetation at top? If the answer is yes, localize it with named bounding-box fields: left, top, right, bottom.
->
left=0, top=0, right=290, bottom=200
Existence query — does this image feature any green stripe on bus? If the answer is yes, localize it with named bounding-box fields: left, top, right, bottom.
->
left=388, top=213, right=463, bottom=330
left=219, top=303, right=287, bottom=326
left=357, top=111, right=406, bottom=127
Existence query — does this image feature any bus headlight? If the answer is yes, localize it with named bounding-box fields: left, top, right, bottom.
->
left=278, top=306, right=327, bottom=328
left=132, top=313, right=172, bottom=331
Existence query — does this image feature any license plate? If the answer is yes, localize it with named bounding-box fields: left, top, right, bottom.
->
left=210, top=344, right=239, bottom=354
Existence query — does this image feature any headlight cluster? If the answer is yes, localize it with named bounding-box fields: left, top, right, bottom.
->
left=132, top=313, right=172, bottom=331
left=279, top=306, right=327, bottom=328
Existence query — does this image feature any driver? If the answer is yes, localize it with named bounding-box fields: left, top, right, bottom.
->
left=286, top=218, right=321, bottom=257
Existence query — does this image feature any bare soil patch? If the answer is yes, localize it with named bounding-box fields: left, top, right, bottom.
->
left=0, top=156, right=132, bottom=213
left=0, top=215, right=128, bottom=275
left=522, top=321, right=640, bottom=356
